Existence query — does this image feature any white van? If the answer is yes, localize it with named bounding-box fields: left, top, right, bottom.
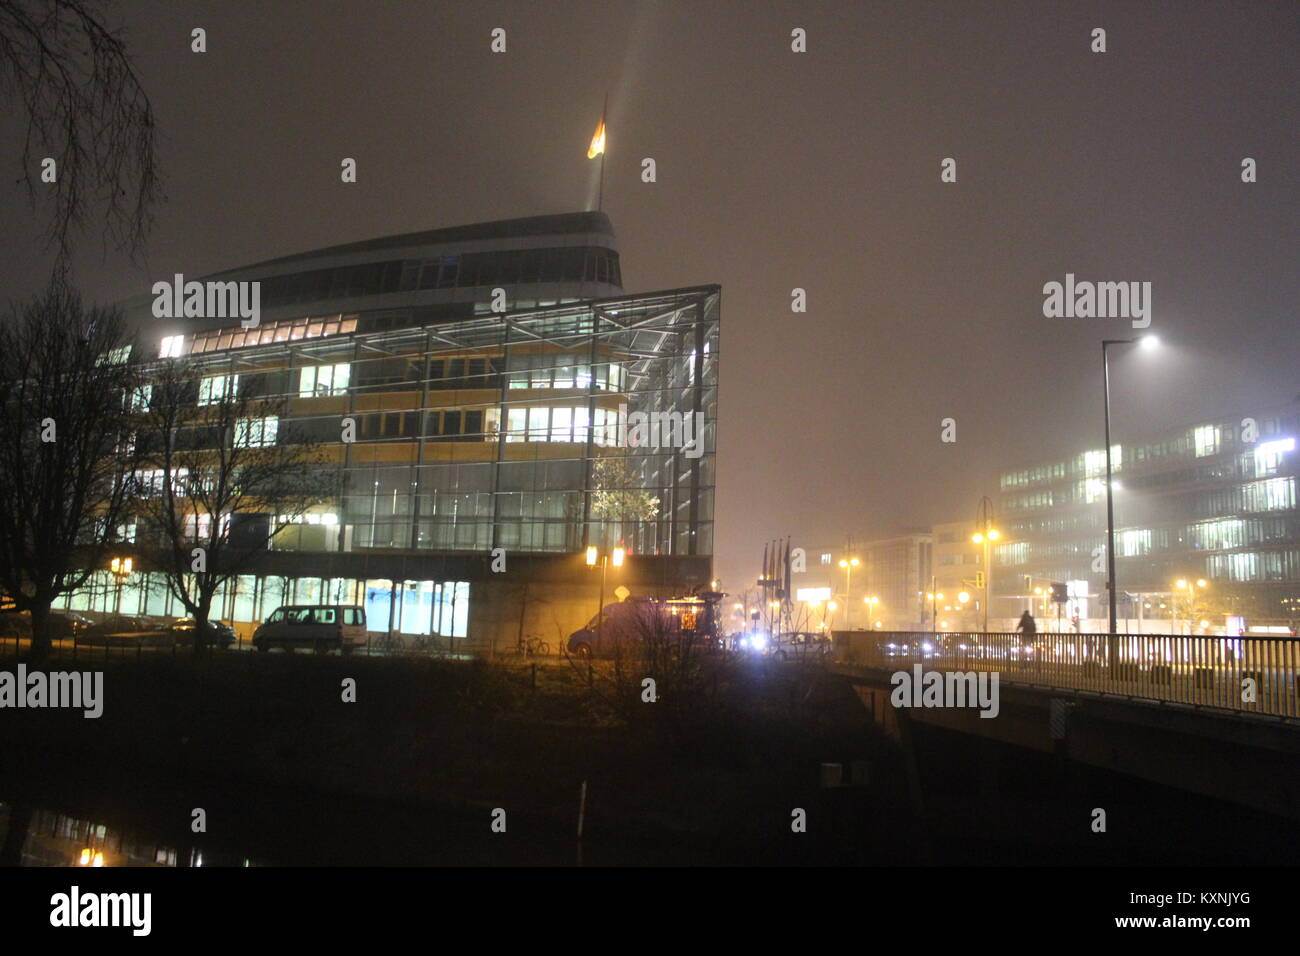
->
left=252, top=605, right=367, bottom=653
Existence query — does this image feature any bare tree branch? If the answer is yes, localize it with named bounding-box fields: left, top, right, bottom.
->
left=0, top=0, right=160, bottom=263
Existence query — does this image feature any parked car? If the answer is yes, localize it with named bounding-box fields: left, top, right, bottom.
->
left=168, top=617, right=238, bottom=648
left=48, top=611, right=94, bottom=639
left=252, top=605, right=367, bottom=653
left=0, top=610, right=92, bottom=641
left=78, top=615, right=166, bottom=645
left=0, top=612, right=31, bottom=640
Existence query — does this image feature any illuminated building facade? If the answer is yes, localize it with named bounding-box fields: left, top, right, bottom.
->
left=54, top=214, right=719, bottom=652
left=995, top=405, right=1300, bottom=627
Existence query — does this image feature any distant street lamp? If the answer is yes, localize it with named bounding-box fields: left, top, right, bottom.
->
left=1102, top=335, right=1159, bottom=634
left=971, top=497, right=1000, bottom=632
left=1175, top=578, right=1208, bottom=636
left=924, top=583, right=945, bottom=634
left=863, top=594, right=879, bottom=629
left=838, top=557, right=860, bottom=627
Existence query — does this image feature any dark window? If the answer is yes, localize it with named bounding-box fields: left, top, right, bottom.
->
left=381, top=260, right=403, bottom=293
left=562, top=248, right=585, bottom=281
left=418, top=258, right=441, bottom=290
left=464, top=410, right=483, bottom=436
left=467, top=358, right=486, bottom=384
left=310, top=269, right=332, bottom=300
left=518, top=251, right=539, bottom=283
left=429, top=359, right=446, bottom=389
left=449, top=359, right=465, bottom=386
left=425, top=412, right=442, bottom=437
left=443, top=411, right=461, bottom=436
left=456, top=257, right=476, bottom=287
left=399, top=262, right=421, bottom=292
left=328, top=267, right=348, bottom=298
left=360, top=263, right=384, bottom=295
left=438, top=258, right=459, bottom=288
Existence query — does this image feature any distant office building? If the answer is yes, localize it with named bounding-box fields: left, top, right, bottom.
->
left=790, top=534, right=932, bottom=630
left=55, top=213, right=720, bottom=653
left=995, top=403, right=1300, bottom=627
left=930, top=521, right=982, bottom=630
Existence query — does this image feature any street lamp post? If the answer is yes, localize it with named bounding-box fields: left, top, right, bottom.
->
left=1175, top=578, right=1208, bottom=636
left=971, top=498, right=999, bottom=632
left=838, top=556, right=860, bottom=628
left=925, top=579, right=944, bottom=635
left=585, top=545, right=625, bottom=650
left=1102, top=335, right=1159, bottom=635
left=109, top=556, right=133, bottom=614
left=863, top=595, right=879, bottom=631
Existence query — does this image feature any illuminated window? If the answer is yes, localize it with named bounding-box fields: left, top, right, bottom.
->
left=1243, top=477, right=1295, bottom=513
left=126, top=384, right=152, bottom=412
left=160, top=335, right=186, bottom=358
left=1194, top=425, right=1220, bottom=458
left=1118, top=529, right=1152, bottom=557
left=234, top=416, right=278, bottom=448
left=298, top=363, right=351, bottom=397
left=198, top=374, right=238, bottom=406
left=1253, top=437, right=1294, bottom=476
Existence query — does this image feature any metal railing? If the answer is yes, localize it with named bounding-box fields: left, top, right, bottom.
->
left=836, top=631, right=1300, bottom=720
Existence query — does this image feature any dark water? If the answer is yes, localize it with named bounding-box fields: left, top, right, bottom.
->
left=3, top=734, right=1297, bottom=867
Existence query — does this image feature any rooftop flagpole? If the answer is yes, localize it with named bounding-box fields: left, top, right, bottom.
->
left=598, top=91, right=608, bottom=212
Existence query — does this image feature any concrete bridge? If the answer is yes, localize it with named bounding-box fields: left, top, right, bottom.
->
left=833, top=630, right=1300, bottom=819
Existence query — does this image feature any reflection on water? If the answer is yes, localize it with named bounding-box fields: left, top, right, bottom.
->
left=0, top=803, right=257, bottom=867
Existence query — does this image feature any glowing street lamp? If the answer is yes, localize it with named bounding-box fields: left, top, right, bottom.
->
left=1174, top=577, right=1208, bottom=635
left=585, top=546, right=626, bottom=650
left=1102, top=334, right=1160, bottom=634
left=971, top=498, right=999, bottom=632
left=109, top=556, right=133, bottom=613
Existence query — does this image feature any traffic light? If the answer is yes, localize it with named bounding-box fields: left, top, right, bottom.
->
left=1051, top=582, right=1069, bottom=603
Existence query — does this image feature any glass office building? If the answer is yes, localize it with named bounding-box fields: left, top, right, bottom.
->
left=995, top=405, right=1300, bottom=626
left=57, top=214, right=719, bottom=652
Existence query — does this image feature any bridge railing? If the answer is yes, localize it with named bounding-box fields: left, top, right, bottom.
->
left=834, top=631, right=1300, bottom=720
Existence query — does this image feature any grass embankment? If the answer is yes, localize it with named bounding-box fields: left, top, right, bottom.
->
left=1, top=650, right=913, bottom=860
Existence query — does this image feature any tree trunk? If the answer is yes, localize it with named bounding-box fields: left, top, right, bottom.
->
left=28, top=602, right=52, bottom=664
left=192, top=590, right=216, bottom=655
left=0, top=802, right=33, bottom=866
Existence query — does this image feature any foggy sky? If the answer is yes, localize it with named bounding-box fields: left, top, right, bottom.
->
left=2, top=0, right=1297, bottom=591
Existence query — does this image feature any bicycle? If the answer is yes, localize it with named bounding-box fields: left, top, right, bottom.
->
left=516, top=633, right=550, bottom=657
left=374, top=632, right=405, bottom=654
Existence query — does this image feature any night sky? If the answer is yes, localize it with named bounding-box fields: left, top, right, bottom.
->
left=2, top=0, right=1297, bottom=590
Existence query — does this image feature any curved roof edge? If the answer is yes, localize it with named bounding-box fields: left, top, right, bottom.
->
left=222, top=211, right=615, bottom=275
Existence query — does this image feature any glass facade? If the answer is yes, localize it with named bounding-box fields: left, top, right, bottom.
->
left=995, top=410, right=1300, bottom=619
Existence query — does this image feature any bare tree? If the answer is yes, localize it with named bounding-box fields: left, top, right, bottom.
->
left=579, top=597, right=734, bottom=743
left=0, top=0, right=160, bottom=262
left=132, top=360, right=331, bottom=651
left=0, top=278, right=141, bottom=660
